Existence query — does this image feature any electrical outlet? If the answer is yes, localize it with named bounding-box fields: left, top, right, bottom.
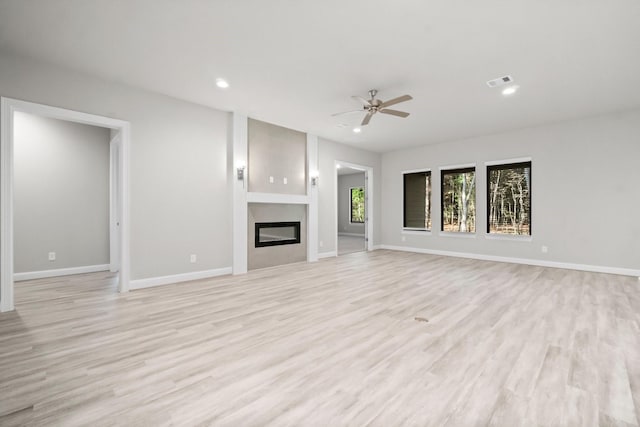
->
left=283, top=177, right=288, bottom=184
left=319, top=241, right=323, bottom=248
left=48, top=252, right=56, bottom=261
left=190, top=254, right=197, bottom=263
left=401, top=236, right=406, bottom=242
left=541, top=246, right=548, bottom=253
left=269, top=176, right=274, bottom=184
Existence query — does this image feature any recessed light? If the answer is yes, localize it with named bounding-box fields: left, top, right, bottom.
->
left=215, top=78, right=229, bottom=89
left=502, top=85, right=519, bottom=96
left=336, top=164, right=341, bottom=169
left=353, top=127, right=362, bottom=133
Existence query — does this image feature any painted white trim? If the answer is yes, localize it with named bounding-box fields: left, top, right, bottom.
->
left=129, top=267, right=232, bottom=290
left=318, top=251, right=337, bottom=259
left=246, top=192, right=310, bottom=205
left=401, top=167, right=431, bottom=175
left=307, top=134, right=319, bottom=262
left=438, top=231, right=477, bottom=238
left=379, top=245, right=640, bottom=277
left=109, top=134, right=120, bottom=273
left=485, top=233, right=533, bottom=242
left=484, top=157, right=532, bottom=166
left=372, top=245, right=382, bottom=250
left=231, top=113, right=248, bottom=275
left=439, top=163, right=476, bottom=171
left=339, top=232, right=366, bottom=237
left=1, top=97, right=131, bottom=312
left=402, top=229, right=432, bottom=235
left=15, top=264, right=110, bottom=281
left=335, top=160, right=374, bottom=253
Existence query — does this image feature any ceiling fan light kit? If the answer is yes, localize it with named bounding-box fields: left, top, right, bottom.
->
left=333, top=89, right=413, bottom=126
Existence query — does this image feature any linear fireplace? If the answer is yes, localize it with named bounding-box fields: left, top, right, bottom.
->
left=255, top=221, right=301, bottom=247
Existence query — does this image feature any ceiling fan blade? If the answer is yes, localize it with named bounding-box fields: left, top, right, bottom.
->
left=331, top=109, right=364, bottom=117
left=379, top=94, right=413, bottom=108
left=361, top=111, right=373, bottom=126
left=380, top=109, right=410, bottom=118
left=352, top=95, right=371, bottom=106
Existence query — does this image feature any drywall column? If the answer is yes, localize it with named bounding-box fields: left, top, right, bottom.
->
left=307, top=134, right=318, bottom=262
left=232, top=113, right=248, bottom=274
left=0, top=98, right=15, bottom=311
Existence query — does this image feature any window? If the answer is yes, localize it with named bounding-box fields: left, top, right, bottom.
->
left=350, top=187, right=365, bottom=223
left=487, top=161, right=531, bottom=235
left=441, top=167, right=476, bottom=233
left=403, top=171, right=431, bottom=230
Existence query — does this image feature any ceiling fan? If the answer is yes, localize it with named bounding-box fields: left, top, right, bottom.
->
left=332, top=89, right=413, bottom=126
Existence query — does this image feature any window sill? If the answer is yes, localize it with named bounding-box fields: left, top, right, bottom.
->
left=485, top=233, right=533, bottom=242
left=402, top=228, right=431, bottom=235
left=438, top=231, right=477, bottom=239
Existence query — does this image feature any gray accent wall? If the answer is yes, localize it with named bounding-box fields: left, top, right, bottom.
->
left=248, top=118, right=307, bottom=195
left=14, top=112, right=110, bottom=273
left=337, top=172, right=365, bottom=235
left=381, top=109, right=640, bottom=271
left=0, top=52, right=231, bottom=280
left=248, top=203, right=307, bottom=270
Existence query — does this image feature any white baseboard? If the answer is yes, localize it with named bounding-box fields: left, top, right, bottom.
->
left=338, top=232, right=365, bottom=237
left=379, top=245, right=640, bottom=277
left=372, top=245, right=382, bottom=250
left=14, top=264, right=110, bottom=281
left=318, top=251, right=337, bottom=259
left=129, top=267, right=232, bottom=290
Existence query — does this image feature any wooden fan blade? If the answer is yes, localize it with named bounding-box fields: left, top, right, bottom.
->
left=352, top=96, right=371, bottom=106
left=379, top=94, right=413, bottom=108
left=380, top=109, right=410, bottom=118
left=361, top=111, right=373, bottom=126
left=331, top=109, right=364, bottom=117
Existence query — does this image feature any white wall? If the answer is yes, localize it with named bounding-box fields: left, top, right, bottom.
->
left=318, top=138, right=381, bottom=255
left=0, top=53, right=231, bottom=280
left=381, top=109, right=640, bottom=272
left=14, top=112, right=110, bottom=273
left=337, top=172, right=365, bottom=235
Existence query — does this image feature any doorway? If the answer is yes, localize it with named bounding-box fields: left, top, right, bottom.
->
left=335, top=160, right=373, bottom=256
left=1, top=98, right=131, bottom=312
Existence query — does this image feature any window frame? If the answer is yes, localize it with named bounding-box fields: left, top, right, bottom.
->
left=402, top=169, right=432, bottom=232
left=349, top=186, right=365, bottom=224
left=440, top=166, right=477, bottom=233
left=486, top=160, right=532, bottom=236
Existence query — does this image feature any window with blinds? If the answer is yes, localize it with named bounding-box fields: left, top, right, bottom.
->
left=403, top=171, right=431, bottom=230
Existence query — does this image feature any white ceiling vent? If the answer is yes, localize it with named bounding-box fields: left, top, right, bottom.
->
left=487, top=75, right=513, bottom=88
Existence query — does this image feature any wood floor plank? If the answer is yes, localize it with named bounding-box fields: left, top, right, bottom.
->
left=0, top=250, right=639, bottom=426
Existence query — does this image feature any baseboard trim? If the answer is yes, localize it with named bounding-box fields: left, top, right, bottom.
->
left=318, top=251, right=337, bottom=259
left=379, top=245, right=640, bottom=277
left=338, top=232, right=365, bottom=237
left=14, top=264, right=110, bottom=281
left=372, top=245, right=382, bottom=250
left=129, top=267, right=232, bottom=290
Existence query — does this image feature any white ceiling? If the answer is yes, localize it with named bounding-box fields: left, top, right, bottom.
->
left=1, top=0, right=639, bottom=152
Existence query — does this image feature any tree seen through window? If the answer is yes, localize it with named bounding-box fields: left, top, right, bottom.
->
left=350, top=187, right=365, bottom=223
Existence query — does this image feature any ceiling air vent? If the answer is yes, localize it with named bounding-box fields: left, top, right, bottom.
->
left=487, top=75, right=513, bottom=88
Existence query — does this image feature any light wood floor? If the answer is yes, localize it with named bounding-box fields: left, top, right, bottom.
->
left=1, top=250, right=639, bottom=426
left=338, top=234, right=366, bottom=256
